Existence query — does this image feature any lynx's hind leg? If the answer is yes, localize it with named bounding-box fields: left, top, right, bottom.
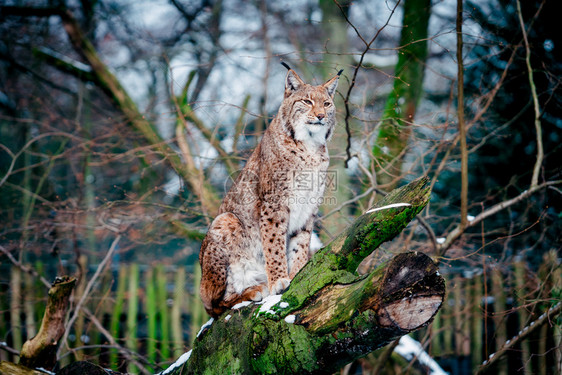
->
left=199, top=238, right=228, bottom=317
left=199, top=212, right=267, bottom=317
left=199, top=212, right=245, bottom=317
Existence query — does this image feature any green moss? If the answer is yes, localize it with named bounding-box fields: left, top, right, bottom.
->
left=251, top=319, right=324, bottom=374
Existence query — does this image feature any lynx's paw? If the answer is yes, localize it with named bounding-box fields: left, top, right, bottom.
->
left=249, top=284, right=270, bottom=302
left=270, top=277, right=291, bottom=295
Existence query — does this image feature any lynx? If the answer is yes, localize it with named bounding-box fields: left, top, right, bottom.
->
left=199, top=66, right=341, bottom=317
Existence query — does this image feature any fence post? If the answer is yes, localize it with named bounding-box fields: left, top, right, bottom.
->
left=171, top=267, right=186, bottom=357
left=491, top=266, right=508, bottom=375
left=146, top=267, right=157, bottom=364
left=514, top=258, right=531, bottom=373
left=126, top=263, right=140, bottom=374
left=110, top=265, right=127, bottom=369
left=156, top=265, right=170, bottom=361
left=471, top=272, right=483, bottom=369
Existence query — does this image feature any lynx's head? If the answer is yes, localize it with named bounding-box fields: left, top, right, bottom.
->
left=278, top=68, right=341, bottom=146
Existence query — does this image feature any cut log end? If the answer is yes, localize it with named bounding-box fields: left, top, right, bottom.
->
left=377, top=294, right=443, bottom=330
left=374, top=252, right=445, bottom=331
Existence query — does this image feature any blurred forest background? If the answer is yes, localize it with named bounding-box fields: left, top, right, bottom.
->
left=0, top=0, right=560, bottom=374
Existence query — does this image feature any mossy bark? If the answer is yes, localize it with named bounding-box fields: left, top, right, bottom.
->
left=174, top=177, right=445, bottom=374
left=373, top=0, right=431, bottom=188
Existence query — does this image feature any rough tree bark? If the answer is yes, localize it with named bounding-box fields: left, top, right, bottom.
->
left=170, top=176, right=444, bottom=375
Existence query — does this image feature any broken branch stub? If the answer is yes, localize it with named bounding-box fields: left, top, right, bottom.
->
left=19, top=276, right=77, bottom=371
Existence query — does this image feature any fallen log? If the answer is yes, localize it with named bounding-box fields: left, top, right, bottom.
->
left=172, top=176, right=445, bottom=374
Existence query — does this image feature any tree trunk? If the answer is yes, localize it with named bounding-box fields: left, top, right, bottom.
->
left=173, top=176, right=444, bottom=374
left=373, top=0, right=431, bottom=189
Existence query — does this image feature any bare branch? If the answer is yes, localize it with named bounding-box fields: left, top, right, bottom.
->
left=516, top=0, right=544, bottom=189
left=456, top=0, right=468, bottom=229
left=82, top=307, right=151, bottom=374
left=0, top=245, right=51, bottom=289
left=58, top=235, right=121, bottom=358
left=476, top=301, right=562, bottom=374
left=334, top=0, right=402, bottom=167
left=437, top=180, right=562, bottom=255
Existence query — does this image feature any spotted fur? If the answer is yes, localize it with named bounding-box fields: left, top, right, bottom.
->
left=199, top=68, right=340, bottom=317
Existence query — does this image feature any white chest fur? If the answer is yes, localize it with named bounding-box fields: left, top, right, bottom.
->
left=288, top=172, right=326, bottom=233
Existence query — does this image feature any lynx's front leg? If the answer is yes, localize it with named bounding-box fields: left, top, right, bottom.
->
left=259, top=201, right=291, bottom=295
left=287, top=215, right=314, bottom=278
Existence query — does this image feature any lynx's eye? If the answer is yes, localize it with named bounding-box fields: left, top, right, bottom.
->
left=302, top=99, right=313, bottom=106
left=324, top=101, right=331, bottom=107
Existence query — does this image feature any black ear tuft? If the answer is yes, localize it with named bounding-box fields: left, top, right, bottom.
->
left=281, top=61, right=292, bottom=71
left=337, top=69, right=344, bottom=76
left=323, top=72, right=341, bottom=98
left=285, top=69, right=305, bottom=93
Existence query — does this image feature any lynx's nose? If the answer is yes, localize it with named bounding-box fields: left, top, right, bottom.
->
left=316, top=113, right=325, bottom=120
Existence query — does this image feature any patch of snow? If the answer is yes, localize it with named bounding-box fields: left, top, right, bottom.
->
left=35, top=368, right=55, bottom=375
left=279, top=302, right=289, bottom=308
left=37, top=47, right=92, bottom=73
left=225, top=314, right=232, bottom=322
left=467, top=215, right=476, bottom=222
left=232, top=301, right=252, bottom=310
left=310, top=232, right=323, bottom=252
left=284, top=315, right=296, bottom=324
left=158, top=350, right=192, bottom=375
left=196, top=317, right=214, bottom=338
left=436, top=237, right=446, bottom=244
left=394, top=335, right=448, bottom=375
left=258, top=294, right=282, bottom=314
left=366, top=203, right=411, bottom=214
left=482, top=296, right=495, bottom=304
left=162, top=173, right=181, bottom=197
left=360, top=53, right=399, bottom=68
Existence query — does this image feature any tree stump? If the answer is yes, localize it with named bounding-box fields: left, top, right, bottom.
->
left=19, top=276, right=76, bottom=371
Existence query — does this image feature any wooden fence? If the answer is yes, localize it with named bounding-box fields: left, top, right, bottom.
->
left=0, top=250, right=560, bottom=374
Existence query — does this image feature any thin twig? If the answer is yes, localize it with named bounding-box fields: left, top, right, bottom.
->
left=57, top=235, right=121, bottom=358
left=371, top=339, right=400, bottom=374
left=334, top=0, right=402, bottom=167
left=82, top=307, right=152, bottom=374
left=0, top=245, right=51, bottom=289
left=322, top=186, right=375, bottom=220
left=456, top=0, right=469, bottom=229
left=437, top=180, right=562, bottom=255
left=0, top=341, right=20, bottom=356
left=476, top=301, right=562, bottom=374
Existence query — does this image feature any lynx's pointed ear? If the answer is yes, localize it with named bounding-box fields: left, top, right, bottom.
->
left=323, top=69, right=343, bottom=98
left=285, top=69, right=305, bottom=95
